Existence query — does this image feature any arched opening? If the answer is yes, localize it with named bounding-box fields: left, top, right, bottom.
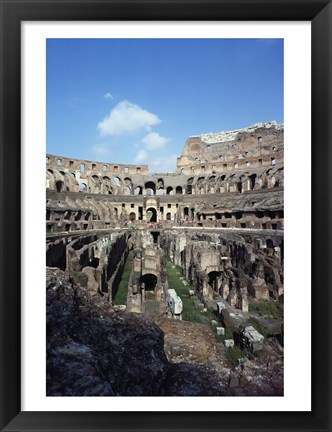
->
left=187, top=177, right=194, bottom=194
left=157, top=178, right=164, bottom=189
left=124, top=177, right=133, bottom=195
left=167, top=186, right=174, bottom=195
left=79, top=183, right=87, bottom=192
left=208, top=271, right=222, bottom=292
left=151, top=231, right=160, bottom=243
left=74, top=211, right=82, bottom=221
left=145, top=181, right=156, bottom=196
left=166, top=212, right=171, bottom=221
left=249, top=174, right=257, bottom=190
left=46, top=210, right=51, bottom=221
left=112, top=177, right=121, bottom=186
left=157, top=188, right=164, bottom=196
left=135, top=186, right=143, bottom=195
left=237, top=181, right=242, bottom=193
left=184, top=207, right=189, bottom=218
left=266, top=239, right=274, bottom=249
left=64, top=210, right=71, bottom=220
left=146, top=207, right=157, bottom=223
left=129, top=212, right=136, bottom=221
left=55, top=181, right=64, bottom=192
left=176, top=186, right=182, bottom=195
left=141, top=273, right=158, bottom=299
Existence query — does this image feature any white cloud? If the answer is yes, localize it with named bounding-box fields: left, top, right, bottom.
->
left=98, top=100, right=161, bottom=136
left=141, top=132, right=170, bottom=150
left=133, top=149, right=178, bottom=173
left=91, top=144, right=112, bottom=159
left=133, top=149, right=148, bottom=164
left=104, top=92, right=113, bottom=100
left=149, top=154, right=178, bottom=173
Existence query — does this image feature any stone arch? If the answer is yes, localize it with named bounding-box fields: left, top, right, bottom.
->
left=64, top=210, right=71, bottom=220
left=157, top=178, right=164, bottom=189
left=135, top=186, right=143, bottom=195
left=112, top=177, right=122, bottom=186
left=124, top=177, right=133, bottom=195
left=141, top=273, right=158, bottom=290
left=187, top=177, right=194, bottom=194
left=79, top=183, right=87, bottom=192
left=176, top=186, right=183, bottom=195
left=145, top=181, right=156, bottom=196
left=146, top=207, right=157, bottom=223
left=208, top=271, right=222, bottom=291
left=167, top=186, right=174, bottom=195
left=266, top=239, right=274, bottom=249
left=55, top=180, right=64, bottom=192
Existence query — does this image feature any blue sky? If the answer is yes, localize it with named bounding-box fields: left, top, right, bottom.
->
left=46, top=38, right=283, bottom=173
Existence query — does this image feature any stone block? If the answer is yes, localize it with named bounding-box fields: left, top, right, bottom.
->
left=224, top=339, right=234, bottom=348
left=216, top=327, right=225, bottom=336
left=167, top=289, right=183, bottom=315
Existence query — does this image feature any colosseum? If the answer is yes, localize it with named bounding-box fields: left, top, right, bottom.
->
left=46, top=121, right=284, bottom=396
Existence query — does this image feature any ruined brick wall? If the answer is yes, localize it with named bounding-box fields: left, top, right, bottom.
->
left=176, top=121, right=283, bottom=175
left=160, top=230, right=284, bottom=311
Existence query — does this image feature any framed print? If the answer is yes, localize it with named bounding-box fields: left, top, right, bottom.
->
left=1, top=0, right=331, bottom=431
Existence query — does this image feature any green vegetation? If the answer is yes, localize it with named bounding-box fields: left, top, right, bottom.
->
left=166, top=260, right=247, bottom=367
left=249, top=299, right=283, bottom=319
left=225, top=345, right=244, bottom=367
left=166, top=261, right=214, bottom=324
left=113, top=252, right=133, bottom=305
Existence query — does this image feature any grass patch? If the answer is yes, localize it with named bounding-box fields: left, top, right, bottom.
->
left=166, top=261, right=217, bottom=325
left=249, top=299, right=283, bottom=319
left=225, top=345, right=244, bottom=367
left=113, top=252, right=133, bottom=305
left=166, top=261, right=210, bottom=324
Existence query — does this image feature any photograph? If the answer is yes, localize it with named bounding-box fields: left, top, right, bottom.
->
left=46, top=38, right=284, bottom=397
left=1, top=0, right=331, bottom=430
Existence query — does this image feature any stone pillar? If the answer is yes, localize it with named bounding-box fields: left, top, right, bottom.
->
left=202, top=279, right=209, bottom=298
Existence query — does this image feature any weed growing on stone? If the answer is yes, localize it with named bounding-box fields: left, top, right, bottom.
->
left=113, top=252, right=133, bottom=305
left=249, top=299, right=283, bottom=319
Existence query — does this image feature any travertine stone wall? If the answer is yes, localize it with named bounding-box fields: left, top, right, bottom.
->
left=176, top=121, right=283, bottom=175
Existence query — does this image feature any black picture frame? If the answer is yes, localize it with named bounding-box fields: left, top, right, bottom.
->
left=1, top=1, right=331, bottom=431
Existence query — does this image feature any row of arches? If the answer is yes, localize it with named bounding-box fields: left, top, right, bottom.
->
left=47, top=167, right=283, bottom=196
